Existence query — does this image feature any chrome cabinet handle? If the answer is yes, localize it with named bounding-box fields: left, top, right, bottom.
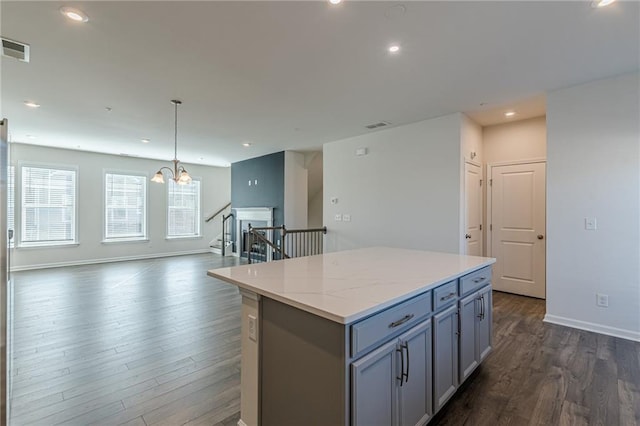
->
left=477, top=297, right=483, bottom=319
left=440, top=292, right=456, bottom=301
left=389, top=314, right=414, bottom=328
left=396, top=346, right=404, bottom=386
left=473, top=276, right=486, bottom=284
left=403, top=341, right=409, bottom=383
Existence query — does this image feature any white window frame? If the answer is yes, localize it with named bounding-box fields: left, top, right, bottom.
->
left=103, top=170, right=148, bottom=243
left=19, top=163, right=79, bottom=248
left=166, top=178, right=202, bottom=239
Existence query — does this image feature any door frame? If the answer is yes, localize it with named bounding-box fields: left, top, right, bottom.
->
left=486, top=158, right=546, bottom=258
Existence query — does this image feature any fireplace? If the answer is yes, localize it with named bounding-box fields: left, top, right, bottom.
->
left=234, top=207, right=274, bottom=260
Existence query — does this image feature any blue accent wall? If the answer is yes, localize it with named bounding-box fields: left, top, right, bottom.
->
left=231, top=152, right=285, bottom=254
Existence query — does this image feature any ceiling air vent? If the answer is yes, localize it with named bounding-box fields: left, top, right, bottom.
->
left=365, top=121, right=390, bottom=130
left=1, top=37, right=30, bottom=63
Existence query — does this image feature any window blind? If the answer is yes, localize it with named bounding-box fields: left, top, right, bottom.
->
left=105, top=173, right=147, bottom=240
left=21, top=166, right=76, bottom=244
left=167, top=179, right=201, bottom=237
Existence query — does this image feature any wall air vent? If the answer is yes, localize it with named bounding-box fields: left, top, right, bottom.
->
left=1, top=37, right=30, bottom=62
left=365, top=121, right=390, bottom=130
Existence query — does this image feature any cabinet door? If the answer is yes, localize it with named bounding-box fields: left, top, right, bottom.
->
left=352, top=339, right=399, bottom=426
left=433, top=304, right=459, bottom=412
left=398, top=320, right=432, bottom=426
left=478, top=285, right=493, bottom=362
left=459, top=292, right=479, bottom=382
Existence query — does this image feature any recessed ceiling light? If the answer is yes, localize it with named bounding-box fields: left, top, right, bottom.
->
left=60, top=7, right=89, bottom=23
left=504, top=111, right=516, bottom=117
left=141, top=138, right=150, bottom=144
left=591, top=0, right=616, bottom=7
left=24, top=101, right=40, bottom=108
left=242, top=143, right=252, bottom=147
left=328, top=0, right=343, bottom=4
left=388, top=44, right=401, bottom=53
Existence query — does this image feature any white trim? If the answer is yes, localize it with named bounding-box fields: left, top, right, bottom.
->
left=487, top=157, right=546, bottom=167
left=101, top=238, right=149, bottom=244
left=543, top=314, right=640, bottom=342
left=10, top=249, right=211, bottom=272
left=234, top=207, right=274, bottom=261
left=237, top=420, right=248, bottom=426
left=17, top=242, right=79, bottom=249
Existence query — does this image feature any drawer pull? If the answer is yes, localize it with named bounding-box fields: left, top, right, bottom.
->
left=389, top=314, right=415, bottom=328
left=472, top=276, right=486, bottom=284
left=440, top=292, right=456, bottom=301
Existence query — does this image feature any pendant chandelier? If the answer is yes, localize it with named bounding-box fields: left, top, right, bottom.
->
left=151, top=99, right=192, bottom=185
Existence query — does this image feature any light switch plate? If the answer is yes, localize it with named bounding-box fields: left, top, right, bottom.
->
left=585, top=217, right=597, bottom=230
left=343, top=214, right=351, bottom=222
left=334, top=214, right=342, bottom=221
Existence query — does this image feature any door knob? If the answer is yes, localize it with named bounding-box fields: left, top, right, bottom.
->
left=537, top=234, right=544, bottom=240
left=465, top=234, right=471, bottom=239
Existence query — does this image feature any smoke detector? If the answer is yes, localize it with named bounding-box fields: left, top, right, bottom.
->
left=1, top=37, right=30, bottom=63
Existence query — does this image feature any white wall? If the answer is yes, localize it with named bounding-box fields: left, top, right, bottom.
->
left=323, top=113, right=463, bottom=253
left=546, top=72, right=640, bottom=341
left=284, top=151, right=308, bottom=229
left=10, top=144, right=230, bottom=270
left=483, top=116, right=546, bottom=164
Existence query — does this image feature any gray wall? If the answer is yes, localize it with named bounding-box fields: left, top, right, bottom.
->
left=231, top=151, right=285, bottom=227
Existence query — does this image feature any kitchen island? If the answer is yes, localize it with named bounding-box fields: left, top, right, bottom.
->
left=208, top=247, right=495, bottom=426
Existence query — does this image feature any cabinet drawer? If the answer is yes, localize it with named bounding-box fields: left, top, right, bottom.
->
left=433, top=281, right=458, bottom=311
left=459, top=266, right=492, bottom=296
left=351, top=292, right=431, bottom=358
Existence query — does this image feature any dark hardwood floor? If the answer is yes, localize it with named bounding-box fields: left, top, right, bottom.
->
left=10, top=254, right=244, bottom=426
left=10, top=255, right=640, bottom=425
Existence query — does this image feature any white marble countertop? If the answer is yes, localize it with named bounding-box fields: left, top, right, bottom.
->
left=207, top=247, right=495, bottom=324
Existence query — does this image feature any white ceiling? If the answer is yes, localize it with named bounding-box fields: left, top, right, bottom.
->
left=1, top=1, right=638, bottom=167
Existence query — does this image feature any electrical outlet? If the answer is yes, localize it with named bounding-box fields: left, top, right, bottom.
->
left=585, top=217, right=597, bottom=230
left=248, top=315, right=257, bottom=341
left=330, top=197, right=338, bottom=205
left=596, top=293, right=609, bottom=307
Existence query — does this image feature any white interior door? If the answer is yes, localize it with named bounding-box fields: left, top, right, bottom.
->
left=464, top=162, right=482, bottom=256
left=490, top=161, right=546, bottom=299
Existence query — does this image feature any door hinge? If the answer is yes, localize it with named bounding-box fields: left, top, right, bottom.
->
left=489, top=179, right=493, bottom=186
left=479, top=224, right=482, bottom=231
left=490, top=224, right=493, bottom=231
left=480, top=179, right=483, bottom=186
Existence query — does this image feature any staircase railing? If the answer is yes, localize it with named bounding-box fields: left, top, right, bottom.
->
left=247, top=225, right=327, bottom=264
left=205, top=202, right=231, bottom=223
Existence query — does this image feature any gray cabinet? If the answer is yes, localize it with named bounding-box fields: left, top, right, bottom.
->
left=398, top=321, right=433, bottom=426
left=459, top=284, right=492, bottom=382
left=351, top=320, right=433, bottom=426
left=433, top=304, right=459, bottom=412
left=352, top=339, right=398, bottom=426
left=478, top=285, right=492, bottom=362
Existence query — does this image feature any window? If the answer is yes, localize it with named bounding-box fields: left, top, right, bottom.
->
left=8, top=166, right=14, bottom=244
left=105, top=173, right=147, bottom=241
left=167, top=179, right=201, bottom=238
left=21, top=166, right=77, bottom=246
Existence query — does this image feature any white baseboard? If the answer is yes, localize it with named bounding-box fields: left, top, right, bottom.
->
left=543, top=314, right=640, bottom=342
left=237, top=420, right=248, bottom=426
left=10, top=249, right=212, bottom=272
